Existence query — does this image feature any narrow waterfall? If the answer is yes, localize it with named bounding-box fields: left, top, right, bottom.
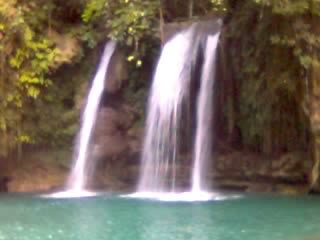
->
left=67, top=41, right=116, bottom=192
left=137, top=29, right=196, bottom=192
left=191, top=33, right=220, bottom=192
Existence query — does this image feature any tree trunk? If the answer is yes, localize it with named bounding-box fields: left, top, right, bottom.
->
left=309, top=65, right=320, bottom=191
left=189, top=0, right=194, bottom=18
left=159, top=7, right=165, bottom=45
left=219, top=28, right=238, bottom=144
left=309, top=16, right=320, bottom=191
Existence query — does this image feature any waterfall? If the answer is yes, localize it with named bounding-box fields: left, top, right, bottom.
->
left=48, top=41, right=116, bottom=198
left=134, top=21, right=221, bottom=201
left=67, top=41, right=116, bottom=192
left=137, top=28, right=196, bottom=192
left=191, top=33, right=220, bottom=193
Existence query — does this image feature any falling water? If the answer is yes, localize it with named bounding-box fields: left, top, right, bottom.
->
left=67, top=41, right=116, bottom=192
left=133, top=21, right=221, bottom=201
left=191, top=33, right=220, bottom=193
left=137, top=29, right=196, bottom=192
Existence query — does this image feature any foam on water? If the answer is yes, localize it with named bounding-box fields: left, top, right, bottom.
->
left=124, top=191, right=241, bottom=202
left=43, top=190, right=99, bottom=199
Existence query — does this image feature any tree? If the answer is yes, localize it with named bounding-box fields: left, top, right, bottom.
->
left=0, top=0, right=85, bottom=158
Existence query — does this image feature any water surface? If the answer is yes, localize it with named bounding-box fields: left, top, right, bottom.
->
left=0, top=193, right=319, bottom=240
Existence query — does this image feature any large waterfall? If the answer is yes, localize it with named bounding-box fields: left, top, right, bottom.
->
left=50, top=41, right=116, bottom=198
left=134, top=21, right=221, bottom=201
left=137, top=28, right=196, bottom=192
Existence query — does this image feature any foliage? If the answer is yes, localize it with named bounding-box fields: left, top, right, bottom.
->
left=226, top=0, right=320, bottom=153
left=0, top=0, right=86, bottom=157
left=81, top=0, right=228, bottom=65
left=211, top=0, right=228, bottom=12
left=82, top=0, right=160, bottom=67
left=1, top=0, right=315, bottom=160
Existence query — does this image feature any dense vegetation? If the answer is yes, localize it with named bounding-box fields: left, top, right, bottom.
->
left=223, top=0, right=320, bottom=188
left=224, top=1, right=319, bottom=152
left=1, top=0, right=320, bottom=188
left=0, top=0, right=225, bottom=159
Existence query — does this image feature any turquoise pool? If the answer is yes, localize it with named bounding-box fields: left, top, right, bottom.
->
left=0, top=193, right=319, bottom=240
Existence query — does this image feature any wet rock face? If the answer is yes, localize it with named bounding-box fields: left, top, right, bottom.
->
left=163, top=18, right=221, bottom=43
left=307, top=55, right=320, bottom=193
left=0, top=176, right=10, bottom=192
left=93, top=104, right=138, bottom=159
left=93, top=45, right=141, bottom=161
left=216, top=152, right=310, bottom=181
left=105, top=49, right=128, bottom=94
left=96, top=107, right=135, bottom=135
left=88, top=47, right=143, bottom=189
left=213, top=151, right=311, bottom=193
